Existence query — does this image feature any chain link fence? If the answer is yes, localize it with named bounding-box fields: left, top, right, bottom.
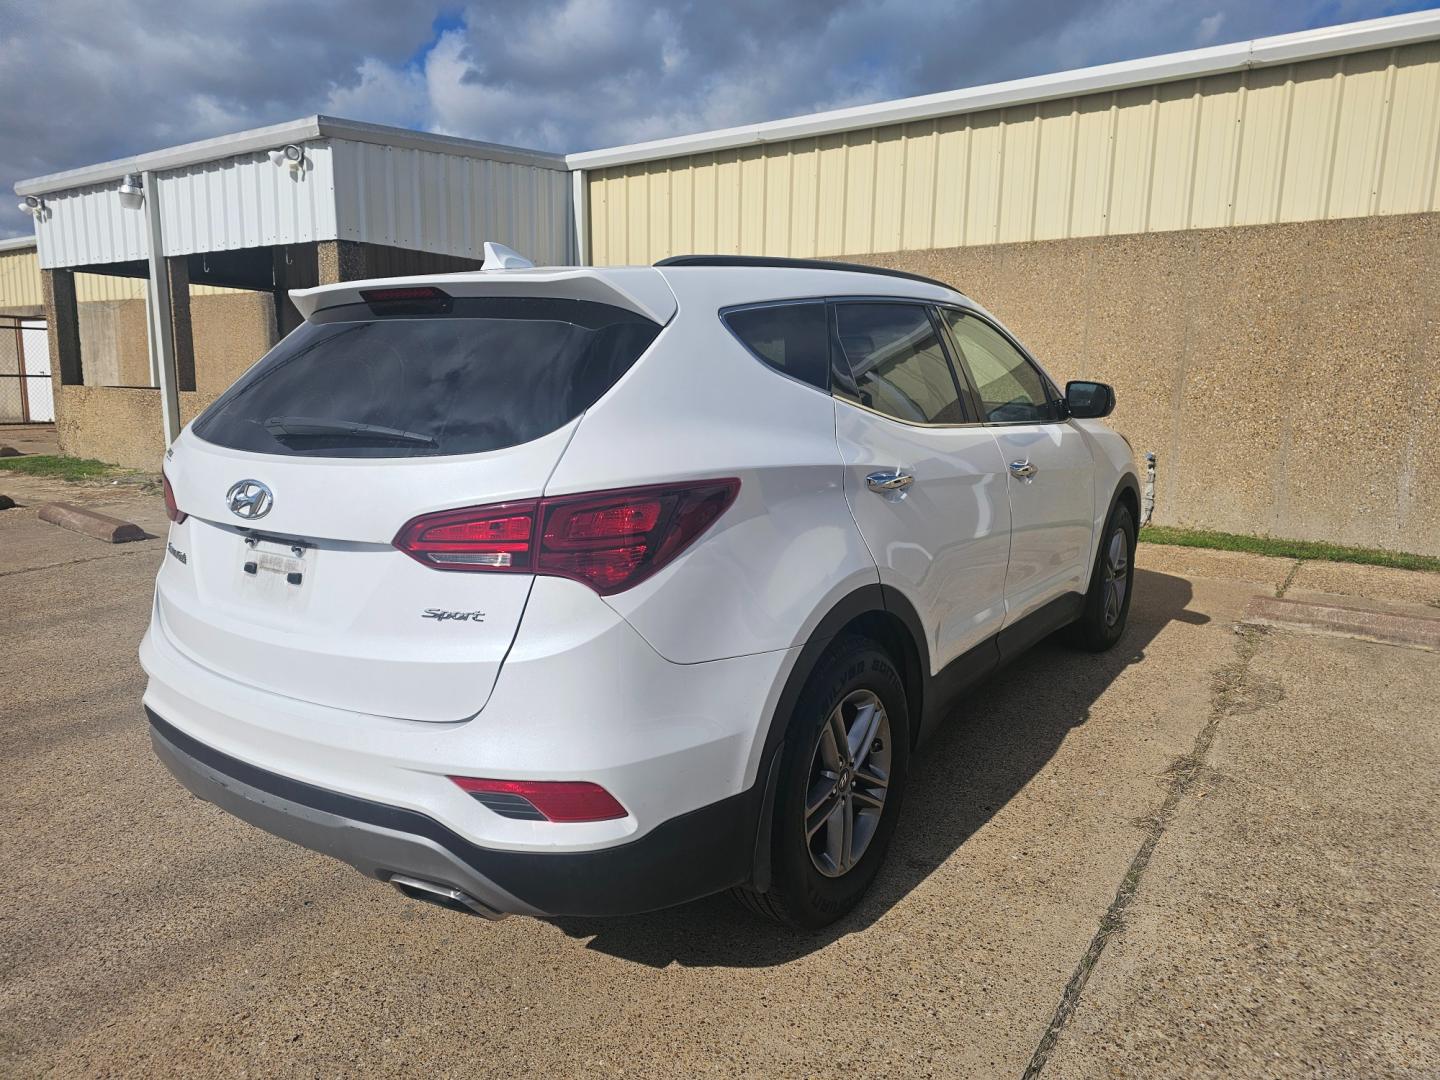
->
left=0, top=318, right=52, bottom=423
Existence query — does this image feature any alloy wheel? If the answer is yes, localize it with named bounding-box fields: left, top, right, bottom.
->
left=805, top=689, right=892, bottom=878
left=1101, top=525, right=1130, bottom=627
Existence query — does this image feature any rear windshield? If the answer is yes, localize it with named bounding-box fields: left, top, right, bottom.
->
left=191, top=297, right=661, bottom=458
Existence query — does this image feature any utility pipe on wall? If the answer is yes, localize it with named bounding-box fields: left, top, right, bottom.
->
left=1142, top=452, right=1157, bottom=526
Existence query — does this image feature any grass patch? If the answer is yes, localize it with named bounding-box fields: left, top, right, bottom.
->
left=1141, top=524, right=1440, bottom=573
left=0, top=454, right=141, bottom=482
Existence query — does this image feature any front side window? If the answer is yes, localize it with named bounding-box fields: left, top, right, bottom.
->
left=940, top=309, right=1059, bottom=424
left=191, top=297, right=660, bottom=458
left=722, top=302, right=830, bottom=391
left=833, top=303, right=968, bottom=424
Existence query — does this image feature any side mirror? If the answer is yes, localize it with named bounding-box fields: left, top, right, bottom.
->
left=1066, top=380, right=1115, bottom=419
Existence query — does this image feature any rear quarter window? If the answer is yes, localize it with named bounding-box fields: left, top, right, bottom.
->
left=191, top=297, right=660, bottom=458
left=722, top=302, right=830, bottom=391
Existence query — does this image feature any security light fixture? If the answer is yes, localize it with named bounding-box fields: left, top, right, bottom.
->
left=268, top=144, right=306, bottom=173
left=17, top=194, right=45, bottom=217
left=117, top=174, right=144, bottom=210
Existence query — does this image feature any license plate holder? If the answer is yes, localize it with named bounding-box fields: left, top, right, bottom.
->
left=242, top=536, right=312, bottom=584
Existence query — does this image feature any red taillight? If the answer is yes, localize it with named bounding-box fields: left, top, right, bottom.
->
left=393, top=479, right=739, bottom=595
left=396, top=502, right=537, bottom=570
left=449, top=776, right=627, bottom=823
left=162, top=470, right=187, bottom=524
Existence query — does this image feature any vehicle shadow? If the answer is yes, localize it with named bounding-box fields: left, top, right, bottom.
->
left=548, top=568, right=1206, bottom=968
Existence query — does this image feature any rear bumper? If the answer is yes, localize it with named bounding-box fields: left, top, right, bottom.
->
left=150, top=709, right=765, bottom=917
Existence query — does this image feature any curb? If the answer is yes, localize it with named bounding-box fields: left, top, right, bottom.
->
left=1244, top=594, right=1440, bottom=652
left=37, top=503, right=147, bottom=544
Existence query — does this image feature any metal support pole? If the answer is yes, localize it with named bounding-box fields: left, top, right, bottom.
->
left=143, top=268, right=161, bottom=388
left=141, top=170, right=181, bottom=445
left=13, top=318, right=29, bottom=423
left=570, top=169, right=589, bottom=266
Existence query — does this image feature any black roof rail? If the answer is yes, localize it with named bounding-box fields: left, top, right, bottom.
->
left=653, top=254, right=957, bottom=292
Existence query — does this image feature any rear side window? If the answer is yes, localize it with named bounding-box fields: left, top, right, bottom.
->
left=833, top=302, right=969, bottom=424
left=192, top=297, right=660, bottom=458
left=722, top=302, right=830, bottom=391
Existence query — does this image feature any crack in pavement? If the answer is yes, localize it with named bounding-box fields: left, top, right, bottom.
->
left=0, top=543, right=160, bottom=579
left=1275, top=558, right=1303, bottom=598
left=1022, top=625, right=1270, bottom=1078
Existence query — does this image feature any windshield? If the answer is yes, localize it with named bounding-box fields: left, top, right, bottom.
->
left=191, top=297, right=661, bottom=458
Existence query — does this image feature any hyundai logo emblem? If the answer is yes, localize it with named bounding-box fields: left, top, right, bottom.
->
left=226, top=479, right=274, bottom=520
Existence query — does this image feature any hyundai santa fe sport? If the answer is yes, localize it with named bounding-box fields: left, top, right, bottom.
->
left=144, top=253, right=1139, bottom=929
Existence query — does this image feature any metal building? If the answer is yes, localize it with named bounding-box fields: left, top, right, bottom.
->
left=8, top=9, right=1440, bottom=554
left=15, top=117, right=571, bottom=461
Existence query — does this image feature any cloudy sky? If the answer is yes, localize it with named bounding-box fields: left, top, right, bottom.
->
left=2, top=0, right=1433, bottom=238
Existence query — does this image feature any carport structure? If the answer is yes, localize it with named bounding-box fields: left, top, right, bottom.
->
left=18, top=116, right=577, bottom=462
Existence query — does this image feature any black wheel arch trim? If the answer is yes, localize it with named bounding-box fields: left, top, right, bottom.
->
left=1109, top=472, right=1141, bottom=522
left=746, top=582, right=930, bottom=888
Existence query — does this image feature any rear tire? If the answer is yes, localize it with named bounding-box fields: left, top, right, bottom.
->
left=734, top=636, right=910, bottom=929
left=1070, top=501, right=1136, bottom=652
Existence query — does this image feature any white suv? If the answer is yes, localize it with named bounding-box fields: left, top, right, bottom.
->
left=144, top=255, right=1138, bottom=929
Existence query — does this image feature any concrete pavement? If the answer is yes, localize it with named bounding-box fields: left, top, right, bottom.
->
left=1, top=476, right=1436, bottom=1078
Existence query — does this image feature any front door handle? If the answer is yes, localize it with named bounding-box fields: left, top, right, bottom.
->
left=866, top=470, right=915, bottom=494
left=1008, top=459, right=1038, bottom=479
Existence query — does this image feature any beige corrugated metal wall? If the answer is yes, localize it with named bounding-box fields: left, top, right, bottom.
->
left=0, top=246, right=236, bottom=310
left=587, top=40, right=1440, bottom=264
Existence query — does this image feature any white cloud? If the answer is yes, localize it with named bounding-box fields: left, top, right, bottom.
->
left=1197, top=11, right=1229, bottom=43
left=325, top=57, right=429, bottom=129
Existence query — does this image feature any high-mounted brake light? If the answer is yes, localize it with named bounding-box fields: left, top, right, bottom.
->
left=449, top=776, right=627, bottom=823
left=393, top=479, right=740, bottom=595
left=359, top=285, right=453, bottom=316
left=162, top=469, right=187, bottom=524
left=359, top=286, right=450, bottom=302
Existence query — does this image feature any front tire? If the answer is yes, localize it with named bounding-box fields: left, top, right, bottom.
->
left=1071, top=501, right=1136, bottom=652
left=735, top=636, right=910, bottom=929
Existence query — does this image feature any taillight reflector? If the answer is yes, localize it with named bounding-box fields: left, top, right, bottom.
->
left=449, top=776, right=627, bottom=823
left=162, top=470, right=187, bottom=524
left=393, top=479, right=739, bottom=595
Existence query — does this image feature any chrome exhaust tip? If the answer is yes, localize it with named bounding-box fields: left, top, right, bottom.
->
left=388, top=873, right=507, bottom=920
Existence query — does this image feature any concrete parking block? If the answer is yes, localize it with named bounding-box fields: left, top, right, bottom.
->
left=1244, top=592, right=1440, bottom=651
left=1288, top=558, right=1440, bottom=608
left=37, top=501, right=147, bottom=543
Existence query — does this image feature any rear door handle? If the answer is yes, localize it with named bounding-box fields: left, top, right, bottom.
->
left=1008, top=460, right=1038, bottom=479
left=866, top=470, right=915, bottom=494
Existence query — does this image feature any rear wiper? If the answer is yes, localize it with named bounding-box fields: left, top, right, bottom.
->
left=263, top=416, right=438, bottom=447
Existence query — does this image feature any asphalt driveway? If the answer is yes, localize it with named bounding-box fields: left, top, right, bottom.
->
left=2, top=472, right=1437, bottom=1078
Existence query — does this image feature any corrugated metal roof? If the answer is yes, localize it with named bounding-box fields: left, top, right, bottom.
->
left=333, top=140, right=573, bottom=265
left=156, top=144, right=338, bottom=256
left=16, top=115, right=567, bottom=197
left=567, top=10, right=1440, bottom=170
left=586, top=37, right=1440, bottom=263
left=26, top=133, right=572, bottom=270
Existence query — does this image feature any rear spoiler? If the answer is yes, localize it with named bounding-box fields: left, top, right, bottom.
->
left=288, top=267, right=677, bottom=325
